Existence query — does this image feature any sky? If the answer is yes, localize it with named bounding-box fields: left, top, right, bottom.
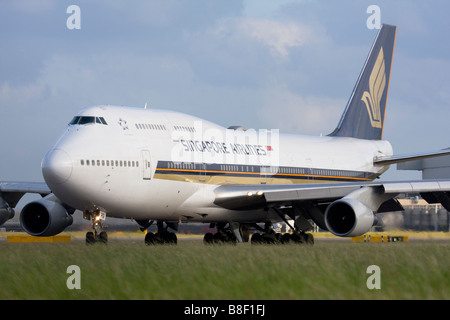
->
left=1, top=0, right=450, bottom=182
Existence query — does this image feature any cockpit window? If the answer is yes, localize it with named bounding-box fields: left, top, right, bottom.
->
left=69, top=116, right=81, bottom=125
left=69, top=116, right=108, bottom=126
left=78, top=116, right=96, bottom=125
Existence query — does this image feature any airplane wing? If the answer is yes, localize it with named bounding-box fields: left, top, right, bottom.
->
left=0, top=181, right=51, bottom=206
left=0, top=181, right=51, bottom=225
left=213, top=179, right=450, bottom=236
left=214, top=180, right=450, bottom=209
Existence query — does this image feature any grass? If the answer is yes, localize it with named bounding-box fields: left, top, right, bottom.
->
left=0, top=239, right=448, bottom=300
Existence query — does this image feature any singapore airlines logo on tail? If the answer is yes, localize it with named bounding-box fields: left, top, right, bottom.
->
left=361, top=47, right=386, bottom=128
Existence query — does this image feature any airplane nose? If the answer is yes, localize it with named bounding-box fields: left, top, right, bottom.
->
left=42, top=149, right=73, bottom=185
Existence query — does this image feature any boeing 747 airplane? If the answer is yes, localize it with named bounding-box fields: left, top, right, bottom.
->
left=2, top=24, right=450, bottom=244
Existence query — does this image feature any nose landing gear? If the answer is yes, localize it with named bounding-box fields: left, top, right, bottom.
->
left=84, top=209, right=108, bottom=244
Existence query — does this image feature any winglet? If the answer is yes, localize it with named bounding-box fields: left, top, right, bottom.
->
left=329, top=24, right=397, bottom=140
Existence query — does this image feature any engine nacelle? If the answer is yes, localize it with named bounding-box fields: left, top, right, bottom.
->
left=0, top=197, right=15, bottom=226
left=324, top=198, right=376, bottom=237
left=20, top=199, right=73, bottom=236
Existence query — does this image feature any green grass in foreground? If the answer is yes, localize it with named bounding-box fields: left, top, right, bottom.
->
left=0, top=241, right=448, bottom=299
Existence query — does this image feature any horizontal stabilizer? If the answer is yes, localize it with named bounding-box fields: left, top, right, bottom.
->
left=374, top=149, right=450, bottom=166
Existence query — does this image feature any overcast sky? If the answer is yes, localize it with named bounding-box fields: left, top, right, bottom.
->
left=1, top=0, right=449, bottom=182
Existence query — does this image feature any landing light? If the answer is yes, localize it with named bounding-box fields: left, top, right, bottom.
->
left=247, top=191, right=263, bottom=197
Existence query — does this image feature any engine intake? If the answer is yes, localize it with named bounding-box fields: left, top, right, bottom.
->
left=20, top=199, right=73, bottom=236
left=324, top=198, right=376, bottom=237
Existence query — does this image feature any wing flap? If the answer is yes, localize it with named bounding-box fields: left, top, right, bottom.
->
left=381, top=180, right=450, bottom=193
left=214, top=182, right=377, bottom=210
left=263, top=184, right=365, bottom=202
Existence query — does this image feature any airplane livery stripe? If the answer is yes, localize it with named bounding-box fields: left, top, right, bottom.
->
left=154, top=161, right=377, bottom=183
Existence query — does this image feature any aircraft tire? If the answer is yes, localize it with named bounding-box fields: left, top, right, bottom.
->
left=250, top=233, right=262, bottom=244
left=145, top=232, right=156, bottom=245
left=304, top=233, right=314, bottom=245
left=99, top=231, right=108, bottom=244
left=86, top=231, right=95, bottom=245
left=281, top=233, right=292, bottom=244
left=203, top=232, right=214, bottom=244
left=167, top=232, right=177, bottom=244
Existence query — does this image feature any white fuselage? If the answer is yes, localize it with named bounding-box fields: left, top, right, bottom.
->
left=41, top=105, right=393, bottom=223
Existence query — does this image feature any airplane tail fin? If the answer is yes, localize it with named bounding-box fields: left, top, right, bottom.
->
left=329, top=24, right=397, bottom=140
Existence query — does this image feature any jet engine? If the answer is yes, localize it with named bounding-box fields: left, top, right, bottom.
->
left=0, top=197, right=15, bottom=226
left=20, top=199, right=73, bottom=236
left=324, top=198, right=377, bottom=237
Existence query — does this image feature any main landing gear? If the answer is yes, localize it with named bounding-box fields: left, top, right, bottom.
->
left=203, top=222, right=238, bottom=245
left=202, top=222, right=313, bottom=245
left=84, top=209, right=108, bottom=244
left=248, top=208, right=315, bottom=245
left=140, top=221, right=178, bottom=245
left=250, top=229, right=314, bottom=245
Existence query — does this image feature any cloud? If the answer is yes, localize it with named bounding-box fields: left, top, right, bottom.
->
left=11, top=0, right=55, bottom=14
left=237, top=18, right=315, bottom=58
left=211, top=17, right=321, bottom=60
left=181, top=15, right=329, bottom=91
left=259, top=86, right=345, bottom=135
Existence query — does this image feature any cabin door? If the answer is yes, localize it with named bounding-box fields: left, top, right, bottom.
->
left=142, top=149, right=152, bottom=180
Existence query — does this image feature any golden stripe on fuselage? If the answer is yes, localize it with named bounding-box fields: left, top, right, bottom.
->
left=154, top=161, right=376, bottom=185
